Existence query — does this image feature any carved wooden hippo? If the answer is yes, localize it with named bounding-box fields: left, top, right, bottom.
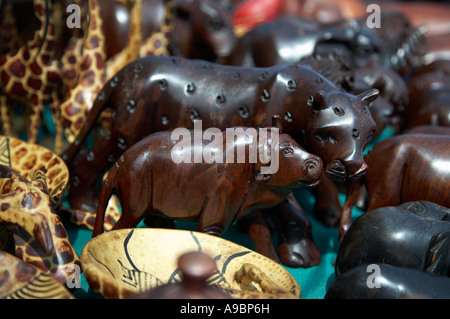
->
left=92, top=127, right=323, bottom=237
left=221, top=15, right=381, bottom=68
left=62, top=55, right=378, bottom=212
left=340, top=133, right=450, bottom=241
left=336, top=201, right=450, bottom=278
left=406, top=67, right=450, bottom=129
left=99, top=0, right=237, bottom=62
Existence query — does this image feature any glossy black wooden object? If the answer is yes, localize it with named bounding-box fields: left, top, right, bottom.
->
left=326, top=263, right=450, bottom=299
left=336, top=201, right=450, bottom=278
left=132, top=252, right=231, bottom=299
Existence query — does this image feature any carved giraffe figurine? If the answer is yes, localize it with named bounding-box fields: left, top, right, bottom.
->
left=138, top=0, right=175, bottom=58
left=0, top=0, right=22, bottom=56
left=105, top=0, right=143, bottom=80
left=0, top=165, right=80, bottom=285
left=60, top=0, right=107, bottom=145
left=0, top=0, right=65, bottom=152
left=58, top=0, right=90, bottom=95
left=104, top=0, right=176, bottom=80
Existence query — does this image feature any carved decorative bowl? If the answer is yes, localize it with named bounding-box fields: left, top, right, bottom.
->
left=81, top=228, right=301, bottom=299
left=0, top=250, right=74, bottom=299
left=0, top=135, right=69, bottom=201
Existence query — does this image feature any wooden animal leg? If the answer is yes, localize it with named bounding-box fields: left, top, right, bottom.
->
left=27, top=98, right=44, bottom=145
left=68, top=136, right=124, bottom=211
left=242, top=211, right=280, bottom=263
left=0, top=95, right=14, bottom=136
left=312, top=175, right=343, bottom=227
left=49, top=94, right=64, bottom=154
left=197, top=179, right=233, bottom=236
left=267, top=194, right=321, bottom=267
left=340, top=178, right=362, bottom=242
left=111, top=165, right=151, bottom=232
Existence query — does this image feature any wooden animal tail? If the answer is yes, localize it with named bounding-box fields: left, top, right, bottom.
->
left=61, top=77, right=115, bottom=165
left=92, top=163, right=119, bottom=238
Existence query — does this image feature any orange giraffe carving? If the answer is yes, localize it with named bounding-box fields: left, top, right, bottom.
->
left=0, top=0, right=65, bottom=152
left=0, top=0, right=22, bottom=56
left=0, top=165, right=80, bottom=284
left=104, top=0, right=175, bottom=80
left=138, top=0, right=176, bottom=58
left=60, top=0, right=107, bottom=145
left=105, top=0, right=142, bottom=80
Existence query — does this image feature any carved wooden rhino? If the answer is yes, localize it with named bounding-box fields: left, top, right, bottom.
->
left=62, top=55, right=378, bottom=212
left=92, top=127, right=323, bottom=237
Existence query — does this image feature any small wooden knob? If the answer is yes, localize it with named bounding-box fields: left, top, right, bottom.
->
left=178, top=251, right=217, bottom=286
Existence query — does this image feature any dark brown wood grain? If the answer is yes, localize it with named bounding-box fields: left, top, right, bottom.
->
left=340, top=132, right=450, bottom=241
left=92, top=128, right=322, bottom=237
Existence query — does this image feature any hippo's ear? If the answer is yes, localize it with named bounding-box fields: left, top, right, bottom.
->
left=358, top=89, right=379, bottom=106
left=255, top=172, right=271, bottom=183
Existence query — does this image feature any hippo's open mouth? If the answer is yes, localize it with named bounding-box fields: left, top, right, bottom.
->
left=299, top=179, right=321, bottom=188
left=325, top=162, right=368, bottom=183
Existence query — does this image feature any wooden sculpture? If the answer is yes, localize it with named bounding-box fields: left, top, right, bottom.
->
left=222, top=15, right=381, bottom=68
left=240, top=193, right=321, bottom=266
left=0, top=0, right=64, bottom=150
left=0, top=165, right=80, bottom=284
left=60, top=0, right=108, bottom=146
left=340, top=133, right=450, bottom=241
left=0, top=250, right=74, bottom=299
left=62, top=55, right=378, bottom=266
left=81, top=227, right=301, bottom=298
left=63, top=55, right=378, bottom=210
left=100, top=0, right=236, bottom=64
left=405, top=61, right=450, bottom=130
left=132, top=251, right=231, bottom=299
left=221, top=13, right=414, bottom=230
left=326, top=263, right=450, bottom=299
left=161, top=0, right=236, bottom=61
left=335, top=201, right=450, bottom=278
left=92, top=127, right=323, bottom=237
left=298, top=53, right=408, bottom=138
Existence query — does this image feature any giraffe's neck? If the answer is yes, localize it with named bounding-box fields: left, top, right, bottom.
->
left=60, top=0, right=107, bottom=144
left=59, top=0, right=90, bottom=94
left=26, top=0, right=52, bottom=60
left=139, top=0, right=176, bottom=57
left=105, top=0, right=143, bottom=80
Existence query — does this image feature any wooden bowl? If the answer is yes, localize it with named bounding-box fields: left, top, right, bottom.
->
left=0, top=136, right=69, bottom=200
left=81, top=228, right=301, bottom=299
left=0, top=250, right=74, bottom=299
